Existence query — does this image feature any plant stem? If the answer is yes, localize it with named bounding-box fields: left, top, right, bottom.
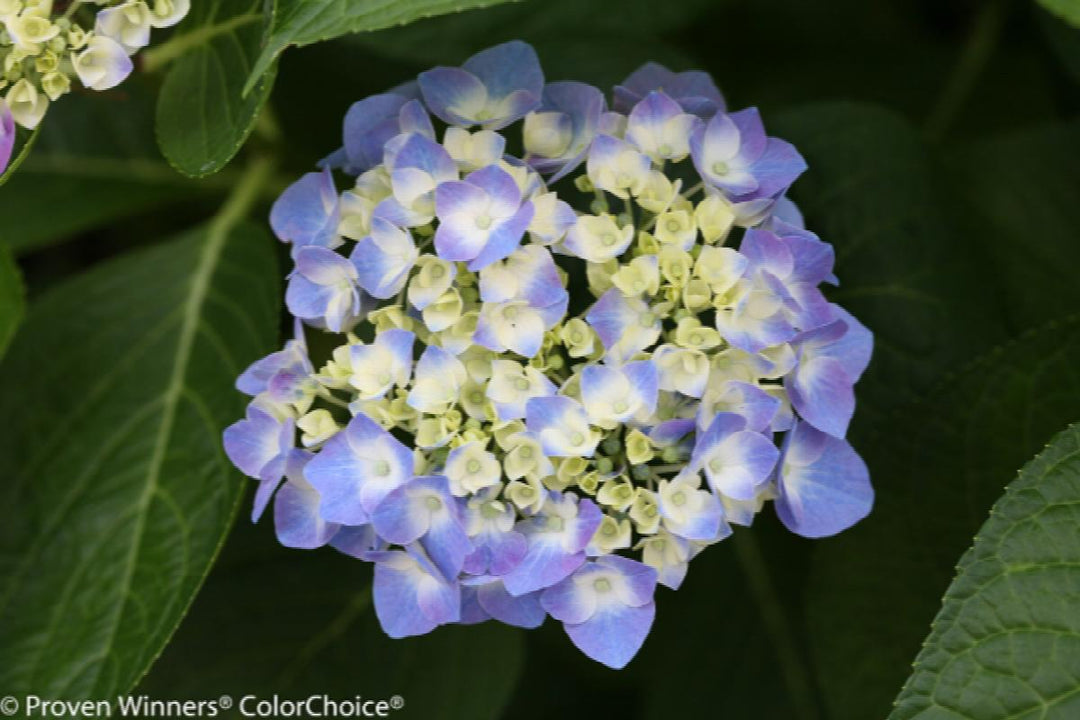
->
left=141, top=13, right=262, bottom=72
left=732, top=531, right=820, bottom=720
left=210, top=154, right=274, bottom=234
left=924, top=0, right=1008, bottom=140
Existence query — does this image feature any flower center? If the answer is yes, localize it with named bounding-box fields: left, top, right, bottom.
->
left=601, top=232, right=617, bottom=247
left=593, top=578, right=611, bottom=592
left=466, top=459, right=482, bottom=474
left=514, top=377, right=530, bottom=391
left=425, top=496, right=442, bottom=511
left=373, top=460, right=391, bottom=477
left=475, top=214, right=493, bottom=230
left=569, top=431, right=585, bottom=446
left=712, top=160, right=730, bottom=175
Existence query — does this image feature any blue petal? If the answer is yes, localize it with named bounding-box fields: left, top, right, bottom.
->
left=418, top=66, right=488, bottom=126
left=463, top=40, right=543, bottom=105
left=466, top=204, right=533, bottom=271
left=477, top=582, right=547, bottom=628
left=501, top=536, right=586, bottom=597
left=274, top=465, right=340, bottom=549
left=776, top=421, right=873, bottom=538
left=269, top=169, right=339, bottom=250
left=343, top=93, right=408, bottom=173
left=564, top=601, right=655, bottom=670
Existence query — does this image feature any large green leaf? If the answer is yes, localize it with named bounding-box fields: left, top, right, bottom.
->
left=0, top=245, right=23, bottom=358
left=137, top=505, right=525, bottom=719
left=155, top=0, right=277, bottom=177
left=244, top=0, right=517, bottom=93
left=0, top=85, right=228, bottom=255
left=1038, top=0, right=1080, bottom=28
left=891, top=422, right=1080, bottom=720
left=0, top=178, right=280, bottom=700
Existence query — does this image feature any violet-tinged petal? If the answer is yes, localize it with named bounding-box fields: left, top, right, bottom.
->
left=564, top=601, right=655, bottom=670
left=269, top=169, right=340, bottom=250
left=0, top=100, right=13, bottom=175
left=303, top=412, right=413, bottom=524
left=476, top=582, right=547, bottom=628
left=372, top=549, right=460, bottom=638
left=343, top=93, right=408, bottom=173
left=274, top=451, right=340, bottom=549
left=776, top=421, right=873, bottom=538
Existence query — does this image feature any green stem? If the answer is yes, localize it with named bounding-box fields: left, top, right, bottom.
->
left=732, top=532, right=820, bottom=720
left=924, top=0, right=1008, bottom=140
left=210, top=154, right=274, bottom=234
left=141, top=13, right=262, bottom=72
left=61, top=0, right=84, bottom=20
left=276, top=588, right=372, bottom=689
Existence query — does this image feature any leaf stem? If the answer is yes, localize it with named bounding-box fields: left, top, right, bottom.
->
left=141, top=13, right=263, bottom=72
left=924, top=0, right=1008, bottom=140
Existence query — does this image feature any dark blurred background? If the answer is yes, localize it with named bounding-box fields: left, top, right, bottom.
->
left=4, top=0, right=1078, bottom=718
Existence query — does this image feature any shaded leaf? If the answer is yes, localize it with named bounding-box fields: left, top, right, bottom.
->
left=0, top=211, right=280, bottom=699
left=138, top=508, right=525, bottom=719
left=0, top=245, right=23, bottom=358
left=771, top=103, right=1004, bottom=418
left=1037, top=0, right=1080, bottom=28
left=769, top=108, right=1080, bottom=719
left=245, top=0, right=517, bottom=93
left=0, top=86, right=228, bottom=255
left=157, top=0, right=277, bottom=177
left=806, top=317, right=1080, bottom=719
left=891, top=422, right=1080, bottom=720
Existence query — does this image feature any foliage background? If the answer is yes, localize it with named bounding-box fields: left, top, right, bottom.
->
left=1, top=0, right=1079, bottom=718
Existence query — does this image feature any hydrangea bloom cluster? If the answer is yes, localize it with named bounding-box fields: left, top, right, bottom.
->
left=0, top=0, right=189, bottom=171
left=224, top=41, right=874, bottom=669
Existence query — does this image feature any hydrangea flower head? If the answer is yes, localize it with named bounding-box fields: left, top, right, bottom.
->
left=224, top=42, right=874, bottom=669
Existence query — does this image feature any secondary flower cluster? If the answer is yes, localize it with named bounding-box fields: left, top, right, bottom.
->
left=224, top=41, right=874, bottom=669
left=0, top=0, right=189, bottom=171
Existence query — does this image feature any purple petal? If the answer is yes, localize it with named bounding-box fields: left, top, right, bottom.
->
left=0, top=100, right=13, bottom=175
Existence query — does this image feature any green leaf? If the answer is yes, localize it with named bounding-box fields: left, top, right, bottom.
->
left=945, top=119, right=1080, bottom=331
left=156, top=0, right=277, bottom=177
left=0, top=84, right=229, bottom=255
left=890, top=422, right=1080, bottom=719
left=0, top=245, right=23, bottom=358
left=137, top=511, right=525, bottom=719
left=767, top=110, right=1080, bottom=719
left=244, top=0, right=517, bottom=94
left=0, top=125, right=39, bottom=187
left=1037, top=0, right=1080, bottom=28
left=0, top=173, right=280, bottom=700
